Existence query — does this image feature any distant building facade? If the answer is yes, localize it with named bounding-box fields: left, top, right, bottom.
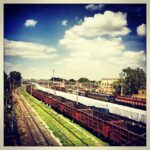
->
left=99, top=78, right=120, bottom=95
left=132, top=89, right=146, bottom=99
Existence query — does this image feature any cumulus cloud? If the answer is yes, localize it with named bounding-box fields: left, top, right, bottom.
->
left=4, top=62, right=23, bottom=74
left=62, top=11, right=130, bottom=38
left=62, top=20, right=68, bottom=26
left=4, top=62, right=46, bottom=79
left=5, top=62, right=22, bottom=68
left=137, top=23, right=146, bottom=36
left=75, top=17, right=83, bottom=24
left=28, top=67, right=38, bottom=71
left=4, top=39, right=58, bottom=59
left=57, top=11, right=145, bottom=80
left=59, top=35, right=145, bottom=79
left=77, top=19, right=83, bottom=25
left=24, top=19, right=37, bottom=27
left=85, top=4, right=105, bottom=11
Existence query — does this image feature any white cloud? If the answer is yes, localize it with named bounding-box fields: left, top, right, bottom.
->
left=28, top=67, right=38, bottom=71
left=24, top=19, right=37, bottom=27
left=62, top=20, right=68, bottom=26
left=61, top=11, right=130, bottom=38
left=57, top=11, right=145, bottom=80
left=21, top=68, right=51, bottom=79
left=5, top=62, right=23, bottom=68
left=5, top=11, right=145, bottom=80
left=75, top=17, right=83, bottom=24
left=4, top=62, right=49, bottom=79
left=4, top=62, right=23, bottom=74
left=137, top=23, right=146, bottom=36
left=4, top=39, right=58, bottom=59
left=77, top=19, right=83, bottom=25
left=59, top=35, right=145, bottom=80
left=85, top=4, right=105, bottom=11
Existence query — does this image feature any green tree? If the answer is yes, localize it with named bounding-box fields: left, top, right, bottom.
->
left=9, top=71, right=22, bottom=87
left=78, top=77, right=90, bottom=83
left=119, top=67, right=146, bottom=95
left=112, top=80, right=122, bottom=95
left=4, top=72, right=10, bottom=92
left=50, top=77, right=64, bottom=82
left=69, top=79, right=76, bottom=82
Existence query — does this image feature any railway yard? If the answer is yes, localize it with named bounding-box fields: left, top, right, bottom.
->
left=4, top=83, right=146, bottom=146
left=12, top=89, right=60, bottom=146
left=4, top=3, right=147, bottom=147
left=7, top=86, right=107, bottom=146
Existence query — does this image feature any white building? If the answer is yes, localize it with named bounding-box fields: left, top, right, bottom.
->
left=99, top=78, right=120, bottom=95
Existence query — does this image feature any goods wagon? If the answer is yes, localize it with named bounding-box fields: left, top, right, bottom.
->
left=85, top=92, right=146, bottom=109
left=36, top=83, right=146, bottom=109
left=116, top=96, right=146, bottom=108
left=26, top=85, right=146, bottom=146
left=109, top=121, right=146, bottom=146
left=85, top=92, right=116, bottom=102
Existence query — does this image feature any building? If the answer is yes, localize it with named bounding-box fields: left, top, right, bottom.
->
left=99, top=78, right=120, bottom=95
left=132, top=89, right=146, bottom=99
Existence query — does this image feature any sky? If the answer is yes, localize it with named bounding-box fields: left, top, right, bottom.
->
left=4, top=4, right=146, bottom=80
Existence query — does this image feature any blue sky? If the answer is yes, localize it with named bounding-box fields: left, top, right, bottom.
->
left=4, top=4, right=146, bottom=80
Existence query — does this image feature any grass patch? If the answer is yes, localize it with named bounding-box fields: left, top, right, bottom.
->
left=21, top=87, right=109, bottom=146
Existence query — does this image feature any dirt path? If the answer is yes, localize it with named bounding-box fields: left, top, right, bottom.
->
left=12, top=89, right=60, bottom=146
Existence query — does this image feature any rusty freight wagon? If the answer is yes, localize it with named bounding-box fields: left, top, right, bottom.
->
left=26, top=84, right=146, bottom=146
left=116, top=96, right=146, bottom=108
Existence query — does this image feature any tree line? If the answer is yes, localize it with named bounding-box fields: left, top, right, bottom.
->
left=50, top=77, right=99, bottom=84
left=113, top=67, right=146, bottom=95
left=51, top=68, right=146, bottom=95
left=50, top=67, right=146, bottom=95
left=4, top=67, right=146, bottom=96
left=4, top=71, right=22, bottom=92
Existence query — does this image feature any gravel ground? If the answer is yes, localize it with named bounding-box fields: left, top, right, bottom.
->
left=12, top=89, right=61, bottom=146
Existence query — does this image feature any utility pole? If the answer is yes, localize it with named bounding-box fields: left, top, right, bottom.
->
left=120, top=79, right=124, bottom=96
left=20, top=78, right=22, bottom=93
left=53, top=69, right=56, bottom=95
left=63, top=79, right=66, bottom=92
left=21, top=78, right=22, bottom=90
left=9, top=83, right=11, bottom=93
left=90, top=82, right=92, bottom=92
left=76, top=81, right=79, bottom=104
left=31, top=84, right=32, bottom=96
left=13, top=78, right=14, bottom=91
left=121, top=84, right=123, bottom=96
left=48, top=81, right=50, bottom=94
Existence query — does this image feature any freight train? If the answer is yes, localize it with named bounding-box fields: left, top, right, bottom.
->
left=115, top=96, right=146, bottom=108
left=82, top=92, right=146, bottom=109
left=26, top=85, right=146, bottom=146
left=37, top=83, right=146, bottom=109
left=84, top=92, right=116, bottom=102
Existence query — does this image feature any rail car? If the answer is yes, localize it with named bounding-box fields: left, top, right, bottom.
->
left=84, top=92, right=146, bottom=109
left=85, top=92, right=115, bottom=102
left=116, top=96, right=146, bottom=108
left=36, top=83, right=146, bottom=109
left=26, top=85, right=146, bottom=146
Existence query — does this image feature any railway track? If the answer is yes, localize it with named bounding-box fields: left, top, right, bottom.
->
left=34, top=106, right=75, bottom=146
left=28, top=88, right=146, bottom=145
left=13, top=91, right=59, bottom=146
left=26, top=96, right=90, bottom=146
left=26, top=85, right=146, bottom=146
left=43, top=85, right=146, bottom=110
left=16, top=95, right=37, bottom=145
